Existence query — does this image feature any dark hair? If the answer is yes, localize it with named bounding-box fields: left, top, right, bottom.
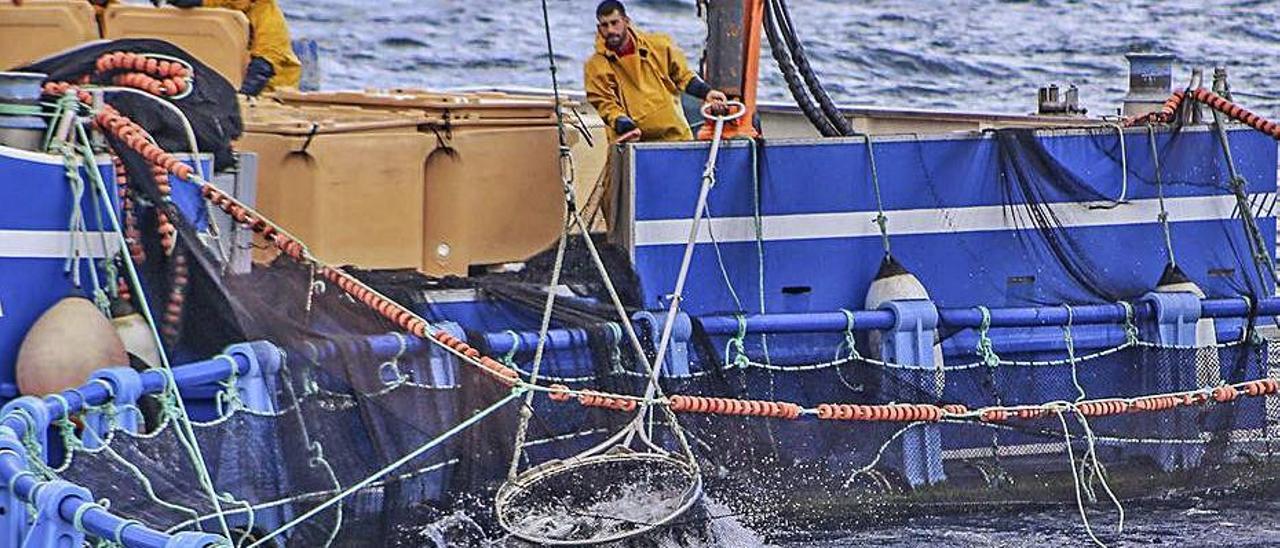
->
left=596, top=0, right=626, bottom=18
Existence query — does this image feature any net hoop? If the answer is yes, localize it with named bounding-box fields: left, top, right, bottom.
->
left=494, top=448, right=704, bottom=545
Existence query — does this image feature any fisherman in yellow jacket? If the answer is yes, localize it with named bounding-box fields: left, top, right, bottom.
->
left=166, top=0, right=301, bottom=95
left=585, top=0, right=726, bottom=142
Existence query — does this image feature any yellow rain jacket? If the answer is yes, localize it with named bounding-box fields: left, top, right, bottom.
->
left=584, top=28, right=698, bottom=142
left=203, top=0, right=301, bottom=92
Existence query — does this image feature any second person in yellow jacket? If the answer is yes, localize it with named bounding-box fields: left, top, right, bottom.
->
left=167, top=0, right=301, bottom=95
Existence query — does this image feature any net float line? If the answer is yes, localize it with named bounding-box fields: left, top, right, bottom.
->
left=1125, top=87, right=1280, bottom=141
left=546, top=376, right=1278, bottom=425
left=110, top=155, right=146, bottom=264
left=1189, top=87, right=1280, bottom=139
left=95, top=51, right=193, bottom=97
left=1123, top=90, right=1185, bottom=126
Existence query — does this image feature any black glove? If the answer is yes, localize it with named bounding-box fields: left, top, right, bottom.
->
left=613, top=116, right=637, bottom=135
left=239, top=56, right=276, bottom=96
left=166, top=0, right=203, bottom=7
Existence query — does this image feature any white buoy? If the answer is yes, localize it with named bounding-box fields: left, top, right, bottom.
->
left=15, top=297, right=128, bottom=395
left=865, top=255, right=945, bottom=367
left=113, top=312, right=162, bottom=369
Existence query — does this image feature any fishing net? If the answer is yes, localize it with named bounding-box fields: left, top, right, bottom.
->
left=19, top=40, right=1280, bottom=547
left=36, top=140, right=1280, bottom=548
left=48, top=255, right=531, bottom=546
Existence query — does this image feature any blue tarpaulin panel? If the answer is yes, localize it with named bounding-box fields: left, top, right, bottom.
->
left=0, top=147, right=119, bottom=398
left=626, top=127, right=1277, bottom=314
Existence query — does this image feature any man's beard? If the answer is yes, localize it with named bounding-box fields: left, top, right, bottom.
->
left=605, top=33, right=625, bottom=50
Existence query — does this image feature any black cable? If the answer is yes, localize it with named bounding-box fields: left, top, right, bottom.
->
left=539, top=0, right=579, bottom=214
left=773, top=0, right=854, bottom=136
left=762, top=0, right=839, bottom=137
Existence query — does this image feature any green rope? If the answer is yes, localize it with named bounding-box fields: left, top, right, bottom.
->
left=863, top=135, right=892, bottom=257
left=1118, top=301, right=1139, bottom=347
left=1205, top=94, right=1277, bottom=292
left=839, top=309, right=861, bottom=360
left=20, top=418, right=52, bottom=480
left=8, top=408, right=55, bottom=480
left=975, top=306, right=1000, bottom=368
left=215, top=355, right=243, bottom=418
left=0, top=103, right=48, bottom=117
left=605, top=322, right=624, bottom=375
left=1146, top=125, right=1177, bottom=267
left=88, top=164, right=117, bottom=311
left=45, top=93, right=79, bottom=154
left=72, top=121, right=236, bottom=539
left=154, top=377, right=182, bottom=422
left=750, top=140, right=773, bottom=369
left=47, top=394, right=83, bottom=453
left=57, top=144, right=98, bottom=301
left=246, top=390, right=523, bottom=548
left=1062, top=304, right=1087, bottom=402
left=501, top=330, right=521, bottom=367
left=724, top=314, right=750, bottom=369
left=72, top=500, right=106, bottom=535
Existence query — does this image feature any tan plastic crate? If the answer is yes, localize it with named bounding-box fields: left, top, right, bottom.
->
left=0, top=0, right=98, bottom=70
left=253, top=90, right=609, bottom=276
left=423, top=125, right=566, bottom=276
left=236, top=101, right=433, bottom=268
left=102, top=5, right=249, bottom=88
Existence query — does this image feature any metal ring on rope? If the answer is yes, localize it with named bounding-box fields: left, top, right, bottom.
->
left=700, top=100, right=748, bottom=123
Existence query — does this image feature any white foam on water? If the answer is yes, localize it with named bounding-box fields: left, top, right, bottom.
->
left=688, top=496, right=774, bottom=548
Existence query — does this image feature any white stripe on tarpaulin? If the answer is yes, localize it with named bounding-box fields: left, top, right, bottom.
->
left=634, top=194, right=1277, bottom=247
left=0, top=230, right=122, bottom=259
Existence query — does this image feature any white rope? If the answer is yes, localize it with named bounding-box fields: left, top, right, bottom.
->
left=508, top=212, right=570, bottom=480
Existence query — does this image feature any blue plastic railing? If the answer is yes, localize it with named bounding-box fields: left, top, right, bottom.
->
left=481, top=296, right=1280, bottom=355
left=0, top=348, right=260, bottom=547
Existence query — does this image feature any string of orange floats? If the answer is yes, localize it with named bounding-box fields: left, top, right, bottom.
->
left=1125, top=86, right=1280, bottom=141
